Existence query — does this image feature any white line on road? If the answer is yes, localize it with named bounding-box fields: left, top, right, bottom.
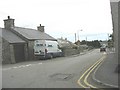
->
left=103, top=52, right=107, bottom=55
left=2, top=63, right=42, bottom=71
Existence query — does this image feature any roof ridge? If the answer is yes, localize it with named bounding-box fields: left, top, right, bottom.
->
left=15, top=26, right=37, bottom=31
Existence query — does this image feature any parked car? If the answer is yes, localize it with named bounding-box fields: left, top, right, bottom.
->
left=34, top=40, right=63, bottom=59
left=100, top=47, right=106, bottom=52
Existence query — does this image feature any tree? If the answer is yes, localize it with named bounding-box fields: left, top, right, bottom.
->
left=109, top=33, right=114, bottom=41
left=108, top=33, right=114, bottom=48
left=75, top=40, right=81, bottom=45
left=81, top=40, right=101, bottom=48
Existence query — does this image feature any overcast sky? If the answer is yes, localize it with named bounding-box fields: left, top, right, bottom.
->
left=0, top=0, right=113, bottom=42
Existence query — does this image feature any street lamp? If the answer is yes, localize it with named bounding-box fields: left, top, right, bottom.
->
left=77, top=29, right=83, bottom=41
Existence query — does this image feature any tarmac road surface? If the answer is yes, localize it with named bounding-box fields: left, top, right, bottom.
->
left=2, top=49, right=117, bottom=89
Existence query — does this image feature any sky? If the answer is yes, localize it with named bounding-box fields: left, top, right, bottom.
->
left=0, top=0, right=113, bottom=42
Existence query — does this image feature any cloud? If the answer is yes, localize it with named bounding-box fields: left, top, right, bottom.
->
left=0, top=0, right=113, bottom=42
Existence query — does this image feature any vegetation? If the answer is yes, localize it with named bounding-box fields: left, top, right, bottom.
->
left=80, top=40, right=101, bottom=48
left=108, top=33, right=114, bottom=48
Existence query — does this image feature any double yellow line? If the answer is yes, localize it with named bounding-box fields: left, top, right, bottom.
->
left=77, top=55, right=106, bottom=88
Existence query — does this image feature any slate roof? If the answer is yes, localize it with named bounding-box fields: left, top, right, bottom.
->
left=13, top=27, right=56, bottom=41
left=110, top=0, right=120, bottom=2
left=0, top=28, right=26, bottom=44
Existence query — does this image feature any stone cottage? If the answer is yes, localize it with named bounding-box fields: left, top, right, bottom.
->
left=0, top=16, right=56, bottom=64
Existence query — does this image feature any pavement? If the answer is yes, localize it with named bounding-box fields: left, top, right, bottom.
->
left=92, top=52, right=119, bottom=88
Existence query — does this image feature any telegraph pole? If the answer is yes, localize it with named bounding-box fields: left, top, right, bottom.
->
left=86, top=37, right=87, bottom=45
left=75, top=33, right=76, bottom=42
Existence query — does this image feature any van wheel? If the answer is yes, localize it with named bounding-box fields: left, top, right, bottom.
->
left=50, top=54, right=53, bottom=59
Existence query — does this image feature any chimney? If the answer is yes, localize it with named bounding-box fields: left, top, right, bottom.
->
left=37, top=24, right=45, bottom=32
left=3, top=16, right=15, bottom=29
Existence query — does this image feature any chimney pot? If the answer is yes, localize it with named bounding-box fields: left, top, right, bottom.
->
left=4, top=16, right=15, bottom=29
left=8, top=16, right=10, bottom=19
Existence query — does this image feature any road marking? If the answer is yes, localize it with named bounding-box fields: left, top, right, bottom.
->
left=77, top=57, right=102, bottom=88
left=2, top=63, right=42, bottom=71
left=84, top=56, right=106, bottom=88
left=103, top=52, right=107, bottom=55
left=77, top=55, right=106, bottom=88
left=109, top=52, right=115, bottom=54
left=38, top=63, right=42, bottom=65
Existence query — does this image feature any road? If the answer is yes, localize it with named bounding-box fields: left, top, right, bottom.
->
left=2, top=49, right=108, bottom=88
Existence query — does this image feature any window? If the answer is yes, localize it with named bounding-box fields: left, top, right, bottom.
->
left=48, top=44, right=53, bottom=47
left=35, top=40, right=38, bottom=43
left=40, top=44, right=43, bottom=46
left=36, top=44, right=43, bottom=47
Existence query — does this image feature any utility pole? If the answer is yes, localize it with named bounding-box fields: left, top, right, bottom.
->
left=75, top=33, right=76, bottom=42
left=86, top=37, right=87, bottom=45
left=77, top=31, right=79, bottom=41
left=77, top=29, right=83, bottom=41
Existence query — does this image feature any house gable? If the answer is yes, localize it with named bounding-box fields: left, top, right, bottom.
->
left=0, top=28, right=26, bottom=44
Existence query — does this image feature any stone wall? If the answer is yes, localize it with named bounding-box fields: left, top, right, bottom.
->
left=110, top=0, right=120, bottom=73
left=62, top=48, right=80, bottom=56
left=111, top=1, right=119, bottom=60
left=2, top=39, right=11, bottom=64
left=61, top=45, right=90, bottom=57
left=0, top=37, right=2, bottom=64
left=118, top=2, right=120, bottom=65
left=28, top=41, right=34, bottom=60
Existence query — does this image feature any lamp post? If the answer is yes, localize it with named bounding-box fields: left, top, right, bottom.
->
left=75, top=29, right=83, bottom=43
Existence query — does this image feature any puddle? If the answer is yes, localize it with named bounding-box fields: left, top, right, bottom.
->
left=50, top=73, right=74, bottom=81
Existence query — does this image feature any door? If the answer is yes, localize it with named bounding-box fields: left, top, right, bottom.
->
left=14, top=44, right=25, bottom=62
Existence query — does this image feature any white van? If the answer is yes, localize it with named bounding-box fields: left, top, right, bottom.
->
left=34, top=40, right=63, bottom=59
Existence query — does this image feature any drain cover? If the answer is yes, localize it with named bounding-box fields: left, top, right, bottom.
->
left=50, top=73, right=74, bottom=81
